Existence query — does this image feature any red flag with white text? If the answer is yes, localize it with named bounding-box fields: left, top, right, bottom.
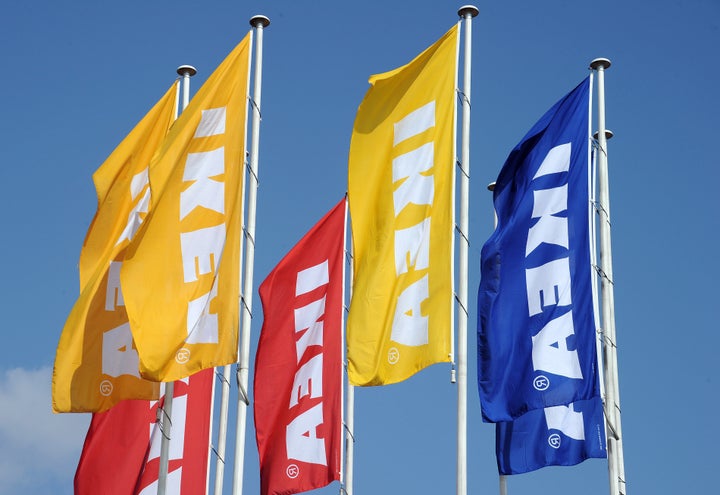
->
left=74, top=369, right=214, bottom=495
left=254, top=199, right=346, bottom=495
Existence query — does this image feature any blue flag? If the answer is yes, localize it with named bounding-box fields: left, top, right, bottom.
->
left=496, top=396, right=607, bottom=475
left=478, top=77, right=600, bottom=422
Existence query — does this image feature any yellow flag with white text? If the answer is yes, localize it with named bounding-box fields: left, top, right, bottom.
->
left=52, top=82, right=178, bottom=412
left=347, top=25, right=458, bottom=386
left=121, top=34, right=251, bottom=382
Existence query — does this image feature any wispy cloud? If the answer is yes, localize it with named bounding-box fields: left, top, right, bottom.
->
left=0, top=366, right=90, bottom=495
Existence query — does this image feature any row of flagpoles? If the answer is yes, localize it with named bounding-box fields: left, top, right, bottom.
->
left=52, top=5, right=627, bottom=495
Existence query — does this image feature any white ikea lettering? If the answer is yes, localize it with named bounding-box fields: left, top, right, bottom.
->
left=391, top=275, right=429, bottom=346
left=544, top=402, right=585, bottom=440
left=286, top=260, right=329, bottom=466
left=526, top=182, right=569, bottom=256
left=179, top=107, right=227, bottom=347
left=296, top=260, right=329, bottom=295
left=294, top=297, right=325, bottom=364
left=102, top=323, right=140, bottom=377
left=180, top=224, right=226, bottom=283
left=105, top=261, right=124, bottom=311
left=286, top=403, right=327, bottom=465
left=531, top=184, right=568, bottom=219
left=194, top=107, right=227, bottom=138
left=525, top=143, right=582, bottom=381
left=186, top=282, right=219, bottom=344
left=531, top=311, right=582, bottom=378
left=116, top=168, right=150, bottom=246
left=393, top=101, right=435, bottom=146
left=390, top=102, right=436, bottom=347
left=525, top=258, right=572, bottom=316
left=526, top=213, right=569, bottom=257
left=392, top=143, right=434, bottom=215
left=394, top=218, right=430, bottom=275
left=289, top=354, right=323, bottom=408
left=180, top=148, right=225, bottom=220
left=137, top=470, right=182, bottom=495
left=533, top=142, right=571, bottom=179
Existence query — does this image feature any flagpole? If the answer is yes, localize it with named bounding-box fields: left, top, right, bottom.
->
left=156, top=64, right=197, bottom=495
left=343, top=196, right=355, bottom=495
left=233, top=14, right=269, bottom=495
left=487, top=182, right=508, bottom=495
left=589, top=57, right=626, bottom=495
left=213, top=363, right=232, bottom=495
left=457, top=6, right=478, bottom=495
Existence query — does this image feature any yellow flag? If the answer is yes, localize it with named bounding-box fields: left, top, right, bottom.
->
left=347, top=25, right=458, bottom=386
left=52, top=81, right=178, bottom=412
left=120, top=34, right=252, bottom=382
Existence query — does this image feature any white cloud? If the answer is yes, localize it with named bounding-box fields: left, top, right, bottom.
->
left=0, top=366, right=90, bottom=495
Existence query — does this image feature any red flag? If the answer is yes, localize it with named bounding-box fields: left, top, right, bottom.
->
left=254, top=200, right=346, bottom=495
left=74, top=369, right=214, bottom=495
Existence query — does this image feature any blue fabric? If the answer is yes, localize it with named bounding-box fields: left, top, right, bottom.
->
left=496, top=396, right=607, bottom=475
left=477, top=78, right=600, bottom=422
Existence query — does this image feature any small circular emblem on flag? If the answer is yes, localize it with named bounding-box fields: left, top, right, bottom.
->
left=99, top=380, right=113, bottom=396
left=286, top=464, right=300, bottom=479
left=533, top=374, right=550, bottom=391
left=176, top=348, right=191, bottom=364
left=548, top=433, right=562, bottom=449
left=387, top=347, right=400, bottom=365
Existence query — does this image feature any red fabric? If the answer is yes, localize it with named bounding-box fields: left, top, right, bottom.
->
left=74, top=369, right=213, bottom=495
left=254, top=200, right=345, bottom=495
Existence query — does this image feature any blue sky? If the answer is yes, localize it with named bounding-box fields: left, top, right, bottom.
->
left=1, top=1, right=718, bottom=494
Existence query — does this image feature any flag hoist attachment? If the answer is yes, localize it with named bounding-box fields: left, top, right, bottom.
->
left=589, top=57, right=627, bottom=495
left=233, top=14, right=269, bottom=495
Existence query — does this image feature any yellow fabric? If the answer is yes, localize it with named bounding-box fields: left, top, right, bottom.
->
left=120, top=34, right=251, bottom=382
left=52, top=82, right=178, bottom=412
left=347, top=25, right=458, bottom=386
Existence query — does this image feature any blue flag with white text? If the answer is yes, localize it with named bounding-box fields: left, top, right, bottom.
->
left=496, top=396, right=607, bottom=475
left=477, top=77, right=599, bottom=422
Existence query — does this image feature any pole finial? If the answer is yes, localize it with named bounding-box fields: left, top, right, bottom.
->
left=176, top=65, right=197, bottom=77
left=593, top=129, right=614, bottom=140
left=487, top=182, right=496, bottom=192
left=590, top=58, right=611, bottom=71
left=250, top=15, right=270, bottom=28
left=458, top=5, right=479, bottom=18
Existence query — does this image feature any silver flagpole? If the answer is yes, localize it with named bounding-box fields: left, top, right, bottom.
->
left=157, top=64, right=197, bottom=495
left=343, top=196, right=355, bottom=495
left=457, top=6, right=478, bottom=495
left=216, top=27, right=256, bottom=495
left=233, top=14, right=269, bottom=495
left=487, top=182, right=507, bottom=495
left=589, top=58, right=626, bottom=495
left=213, top=360, right=232, bottom=495
left=344, top=382, right=355, bottom=495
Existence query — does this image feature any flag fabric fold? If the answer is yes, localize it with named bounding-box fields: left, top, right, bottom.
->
left=52, top=82, right=178, bottom=412
left=120, top=33, right=252, bottom=382
left=74, top=369, right=214, bottom=495
left=254, top=199, right=346, bottom=495
left=347, top=24, right=458, bottom=387
left=495, top=396, right=606, bottom=475
left=477, top=77, right=600, bottom=422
